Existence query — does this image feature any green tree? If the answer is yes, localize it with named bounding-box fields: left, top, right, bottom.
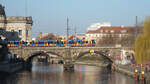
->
left=135, top=17, right=150, bottom=64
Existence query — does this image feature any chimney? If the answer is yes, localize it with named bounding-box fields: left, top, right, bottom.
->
left=40, top=32, right=42, bottom=39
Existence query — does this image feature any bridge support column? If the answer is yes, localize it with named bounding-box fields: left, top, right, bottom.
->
left=63, top=47, right=74, bottom=71
left=63, top=60, right=74, bottom=71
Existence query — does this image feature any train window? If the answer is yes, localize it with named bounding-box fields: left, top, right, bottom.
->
left=44, top=41, right=48, bottom=44
left=41, top=41, right=44, bottom=44
left=32, top=41, right=34, bottom=44
left=61, top=41, right=64, bottom=44
left=69, top=41, right=73, bottom=44
left=25, top=41, right=28, bottom=44
left=8, top=41, right=10, bottom=44
left=78, top=41, right=81, bottom=44
left=73, top=40, right=76, bottom=44
left=56, top=40, right=59, bottom=44
left=50, top=41, right=54, bottom=44
left=54, top=41, right=57, bottom=44
left=39, top=41, right=44, bottom=44
left=14, top=41, right=19, bottom=44
left=22, top=41, right=25, bottom=44
left=92, top=40, right=95, bottom=43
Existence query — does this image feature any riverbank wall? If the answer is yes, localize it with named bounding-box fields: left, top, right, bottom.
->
left=75, top=61, right=150, bottom=84
left=75, top=61, right=108, bottom=67
left=114, top=65, right=135, bottom=77
left=0, top=62, right=24, bottom=74
left=114, top=65, right=150, bottom=84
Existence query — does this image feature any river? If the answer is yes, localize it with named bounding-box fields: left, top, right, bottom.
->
left=0, top=63, right=137, bottom=84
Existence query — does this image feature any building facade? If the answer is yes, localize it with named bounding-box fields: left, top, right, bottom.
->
left=86, top=26, right=136, bottom=45
left=0, top=4, right=33, bottom=41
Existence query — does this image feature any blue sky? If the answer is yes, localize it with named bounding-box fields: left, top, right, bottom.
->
left=1, top=0, right=150, bottom=37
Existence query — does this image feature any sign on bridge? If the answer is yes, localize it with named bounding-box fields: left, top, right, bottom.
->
left=90, top=50, right=94, bottom=53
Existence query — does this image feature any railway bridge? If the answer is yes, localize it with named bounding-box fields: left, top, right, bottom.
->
left=9, top=47, right=121, bottom=71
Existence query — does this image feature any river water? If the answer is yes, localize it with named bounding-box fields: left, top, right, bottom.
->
left=0, top=63, right=137, bottom=84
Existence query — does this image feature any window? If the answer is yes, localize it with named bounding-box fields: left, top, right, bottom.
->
left=100, top=30, right=103, bottom=33
left=105, top=30, right=109, bottom=32
left=11, top=30, right=15, bottom=36
left=26, top=29, right=28, bottom=37
left=18, top=30, right=22, bottom=36
left=110, top=30, right=114, bottom=33
left=11, top=30, right=14, bottom=32
left=121, top=30, right=127, bottom=33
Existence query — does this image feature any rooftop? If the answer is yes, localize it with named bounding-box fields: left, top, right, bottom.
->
left=86, top=26, right=136, bottom=34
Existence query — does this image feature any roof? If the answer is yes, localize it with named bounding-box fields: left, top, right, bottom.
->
left=86, top=26, right=136, bottom=34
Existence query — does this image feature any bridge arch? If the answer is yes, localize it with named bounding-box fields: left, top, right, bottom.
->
left=26, top=51, right=64, bottom=64
left=75, top=50, right=113, bottom=63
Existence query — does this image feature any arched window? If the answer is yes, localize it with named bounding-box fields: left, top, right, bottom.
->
left=18, top=30, right=22, bottom=36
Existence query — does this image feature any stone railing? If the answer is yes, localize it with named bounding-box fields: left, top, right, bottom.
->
left=0, top=16, right=33, bottom=24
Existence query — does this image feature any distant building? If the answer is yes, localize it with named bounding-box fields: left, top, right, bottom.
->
left=0, top=4, right=33, bottom=41
left=36, top=32, right=58, bottom=40
left=86, top=26, right=137, bottom=42
left=58, top=34, right=86, bottom=40
left=57, top=35, right=66, bottom=40
left=76, top=34, right=86, bottom=40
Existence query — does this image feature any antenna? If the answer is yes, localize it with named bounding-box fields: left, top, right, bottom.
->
left=74, top=26, right=77, bottom=39
left=67, top=17, right=69, bottom=41
left=25, top=0, right=28, bottom=40
left=136, top=16, right=138, bottom=37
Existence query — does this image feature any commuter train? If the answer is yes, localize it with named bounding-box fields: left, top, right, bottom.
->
left=7, top=40, right=95, bottom=47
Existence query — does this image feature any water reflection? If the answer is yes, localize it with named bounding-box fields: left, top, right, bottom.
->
left=0, top=63, right=137, bottom=84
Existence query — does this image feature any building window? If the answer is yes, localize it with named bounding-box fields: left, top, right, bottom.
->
left=105, top=30, right=109, bottom=32
left=18, top=30, right=22, bottom=36
left=11, top=30, right=15, bottom=36
left=100, top=30, right=103, bottom=33
left=11, top=30, right=14, bottom=32
left=26, top=29, right=28, bottom=37
left=121, top=30, right=127, bottom=33
left=110, top=30, right=114, bottom=33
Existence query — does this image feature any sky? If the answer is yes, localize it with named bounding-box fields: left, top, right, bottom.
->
left=0, top=0, right=150, bottom=37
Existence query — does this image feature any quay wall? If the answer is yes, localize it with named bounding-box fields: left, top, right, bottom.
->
left=75, top=62, right=150, bottom=84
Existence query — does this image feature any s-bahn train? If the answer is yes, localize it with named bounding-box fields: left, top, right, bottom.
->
left=7, top=40, right=95, bottom=47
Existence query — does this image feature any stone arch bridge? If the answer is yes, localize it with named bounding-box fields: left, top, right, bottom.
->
left=9, top=47, right=121, bottom=61
left=9, top=47, right=121, bottom=70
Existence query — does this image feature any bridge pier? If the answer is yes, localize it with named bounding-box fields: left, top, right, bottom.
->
left=63, top=60, right=74, bottom=71
left=64, top=63, right=74, bottom=71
